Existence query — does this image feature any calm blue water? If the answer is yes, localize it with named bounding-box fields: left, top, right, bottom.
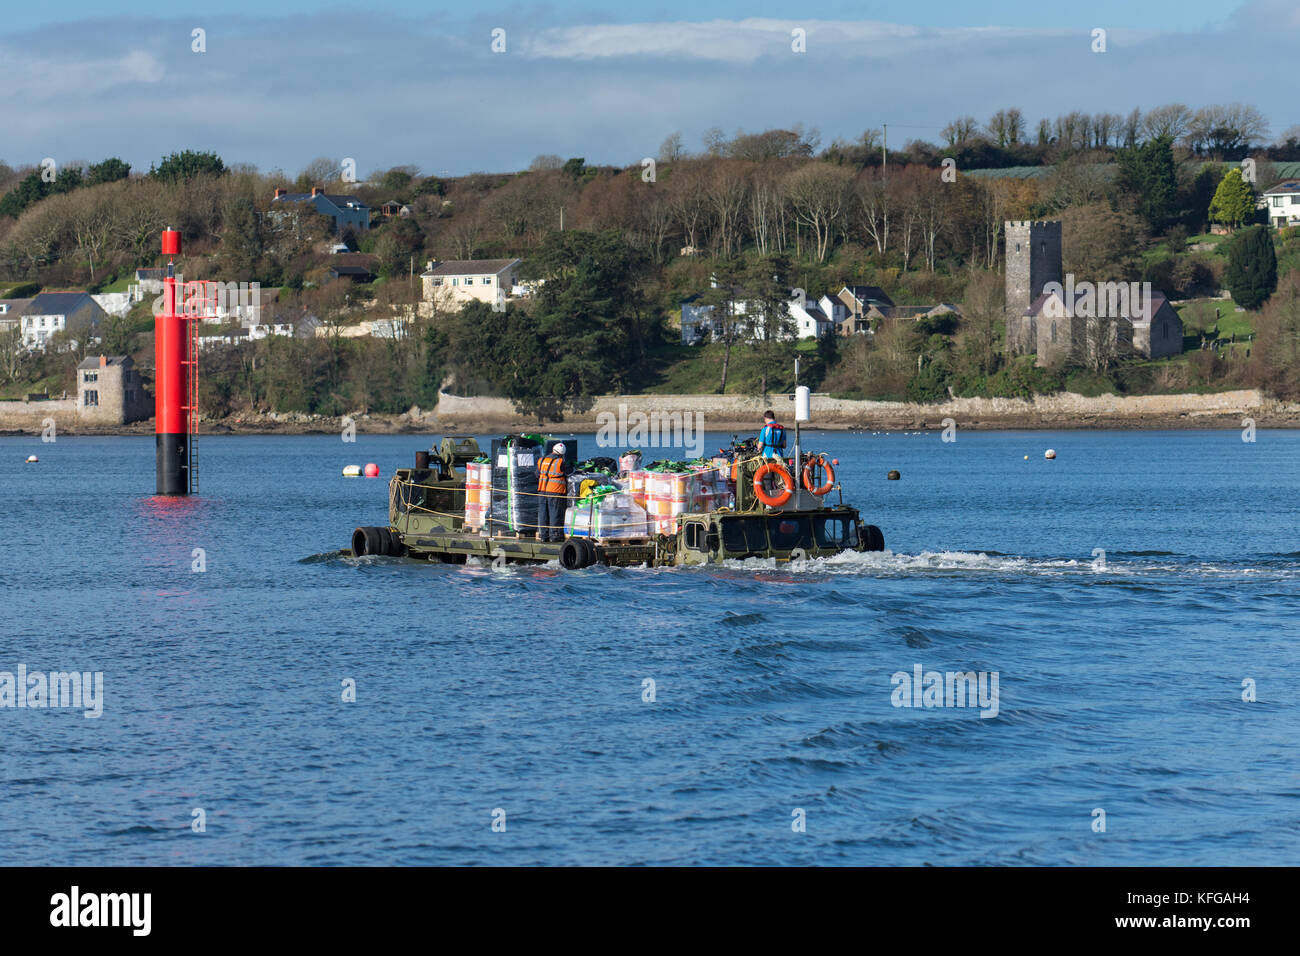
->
left=1, top=428, right=1298, bottom=866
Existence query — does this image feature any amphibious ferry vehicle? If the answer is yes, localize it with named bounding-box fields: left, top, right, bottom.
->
left=348, top=434, right=885, bottom=569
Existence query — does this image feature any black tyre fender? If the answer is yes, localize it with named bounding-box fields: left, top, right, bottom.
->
left=560, top=538, right=590, bottom=570
left=379, top=527, right=404, bottom=556
left=860, top=524, right=885, bottom=552
left=580, top=539, right=598, bottom=567
left=353, top=526, right=384, bottom=557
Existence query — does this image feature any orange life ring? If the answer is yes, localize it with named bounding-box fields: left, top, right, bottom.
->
left=801, top=455, right=835, bottom=496
left=753, top=461, right=795, bottom=507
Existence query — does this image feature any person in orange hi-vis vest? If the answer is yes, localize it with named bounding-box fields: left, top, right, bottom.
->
left=537, top=443, right=572, bottom=542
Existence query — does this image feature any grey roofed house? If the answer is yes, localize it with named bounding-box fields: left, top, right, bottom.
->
left=1263, top=180, right=1300, bottom=195
left=839, top=285, right=895, bottom=315
left=0, top=297, right=33, bottom=329
left=330, top=265, right=376, bottom=282
left=20, top=291, right=108, bottom=349
left=422, top=258, right=521, bottom=278
left=271, top=187, right=371, bottom=232
left=1262, top=179, right=1300, bottom=228
left=76, top=354, right=151, bottom=424
left=76, top=354, right=130, bottom=370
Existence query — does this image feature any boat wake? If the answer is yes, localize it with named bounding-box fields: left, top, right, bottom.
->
left=302, top=546, right=1300, bottom=581
left=718, top=548, right=1300, bottom=580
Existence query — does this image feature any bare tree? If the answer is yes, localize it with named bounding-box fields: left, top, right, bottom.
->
left=854, top=168, right=891, bottom=256
left=635, top=188, right=676, bottom=264
left=667, top=163, right=712, bottom=252
left=114, top=179, right=170, bottom=261
left=1121, top=107, right=1143, bottom=148
left=942, top=116, right=980, bottom=148
left=0, top=326, right=25, bottom=383
left=892, top=171, right=923, bottom=272
left=784, top=164, right=851, bottom=263
left=1188, top=103, right=1270, bottom=155
left=298, top=157, right=342, bottom=185
left=446, top=211, right=485, bottom=260
left=957, top=270, right=1004, bottom=376
left=987, top=108, right=1025, bottom=147
left=705, top=161, right=749, bottom=257
left=915, top=175, right=949, bottom=271
left=1092, top=112, right=1122, bottom=149
left=528, top=154, right=564, bottom=171
left=657, top=132, right=685, bottom=164
left=1141, top=103, right=1192, bottom=145
left=66, top=187, right=118, bottom=282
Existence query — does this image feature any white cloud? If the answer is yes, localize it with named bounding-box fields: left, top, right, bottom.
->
left=0, top=48, right=164, bottom=100
left=0, top=8, right=1294, bottom=174
left=521, top=18, right=1081, bottom=63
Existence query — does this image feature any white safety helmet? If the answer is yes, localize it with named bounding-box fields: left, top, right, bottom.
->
left=553, top=443, right=566, bottom=455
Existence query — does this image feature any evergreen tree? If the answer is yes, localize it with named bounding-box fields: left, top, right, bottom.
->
left=150, top=150, right=226, bottom=184
left=1116, top=135, right=1178, bottom=231
left=1225, top=224, right=1277, bottom=310
left=218, top=196, right=264, bottom=277
left=1209, top=167, right=1256, bottom=229
left=86, top=158, right=131, bottom=186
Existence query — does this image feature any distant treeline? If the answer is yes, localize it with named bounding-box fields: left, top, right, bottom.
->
left=3, top=102, right=1300, bottom=412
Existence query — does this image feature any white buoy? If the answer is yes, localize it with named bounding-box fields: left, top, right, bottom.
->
left=1045, top=449, right=1057, bottom=460
left=25, top=455, right=38, bottom=463
left=342, top=464, right=363, bottom=477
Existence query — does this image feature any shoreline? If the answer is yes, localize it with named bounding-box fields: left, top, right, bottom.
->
left=5, top=418, right=1300, bottom=439
left=3, top=388, right=1298, bottom=437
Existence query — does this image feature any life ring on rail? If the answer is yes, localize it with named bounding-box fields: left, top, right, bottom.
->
left=753, top=461, right=795, bottom=507
left=801, top=455, right=835, bottom=496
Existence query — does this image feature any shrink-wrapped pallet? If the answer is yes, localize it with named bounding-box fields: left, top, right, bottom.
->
left=595, top=497, right=649, bottom=540
left=489, top=436, right=542, bottom=535
left=565, top=504, right=594, bottom=538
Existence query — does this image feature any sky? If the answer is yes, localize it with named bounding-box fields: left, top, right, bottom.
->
left=0, top=0, right=1293, bottom=178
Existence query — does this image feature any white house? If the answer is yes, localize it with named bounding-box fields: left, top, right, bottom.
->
left=788, top=294, right=846, bottom=339
left=19, top=292, right=108, bottom=350
left=680, top=293, right=755, bottom=344
left=196, top=319, right=296, bottom=351
left=420, top=258, right=524, bottom=314
left=680, top=289, right=843, bottom=343
left=1262, top=180, right=1300, bottom=229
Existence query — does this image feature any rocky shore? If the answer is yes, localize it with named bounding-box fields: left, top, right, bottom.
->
left=5, top=390, right=1300, bottom=437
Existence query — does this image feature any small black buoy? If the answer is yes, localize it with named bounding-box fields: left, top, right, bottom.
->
left=887, top=470, right=901, bottom=480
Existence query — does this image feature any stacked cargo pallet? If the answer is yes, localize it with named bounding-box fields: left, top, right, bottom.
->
left=464, top=461, right=491, bottom=530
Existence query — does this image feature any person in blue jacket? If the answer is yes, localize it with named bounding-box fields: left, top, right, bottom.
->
left=758, top=410, right=787, bottom=459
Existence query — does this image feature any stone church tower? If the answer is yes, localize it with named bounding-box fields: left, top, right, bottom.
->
left=1004, top=220, right=1062, bottom=355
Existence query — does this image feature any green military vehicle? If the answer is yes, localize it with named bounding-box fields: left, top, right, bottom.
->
left=349, top=435, right=885, bottom=569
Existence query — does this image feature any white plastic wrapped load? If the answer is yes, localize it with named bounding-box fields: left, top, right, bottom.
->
left=564, top=494, right=649, bottom=540
left=594, top=497, right=649, bottom=540
left=564, top=505, right=593, bottom=538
